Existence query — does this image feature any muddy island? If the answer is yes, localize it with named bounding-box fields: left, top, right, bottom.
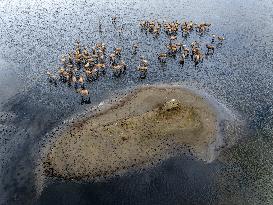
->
left=42, top=86, right=221, bottom=180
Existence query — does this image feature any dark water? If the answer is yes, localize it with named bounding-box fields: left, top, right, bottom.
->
left=0, top=0, right=273, bottom=204
left=38, top=155, right=220, bottom=205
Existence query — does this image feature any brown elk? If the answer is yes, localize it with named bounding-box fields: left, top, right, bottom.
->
left=218, top=36, right=225, bottom=42
left=182, top=45, right=190, bottom=57
left=114, top=47, right=122, bottom=57
left=80, top=87, right=91, bottom=105
left=111, top=61, right=126, bottom=77
left=112, top=16, right=117, bottom=24
left=158, top=53, right=167, bottom=63
left=140, top=56, right=149, bottom=67
left=132, top=43, right=139, bottom=54
left=137, top=66, right=148, bottom=79
left=193, top=50, right=203, bottom=66
left=46, top=71, right=58, bottom=85
left=179, top=54, right=185, bottom=66
left=206, top=44, right=215, bottom=54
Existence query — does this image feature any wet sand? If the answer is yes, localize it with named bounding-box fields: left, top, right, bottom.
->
left=41, top=85, right=221, bottom=180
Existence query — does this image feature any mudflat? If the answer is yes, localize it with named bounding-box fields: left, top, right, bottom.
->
left=43, top=86, right=218, bottom=180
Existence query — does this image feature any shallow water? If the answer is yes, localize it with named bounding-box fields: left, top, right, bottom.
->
left=0, top=0, right=273, bottom=204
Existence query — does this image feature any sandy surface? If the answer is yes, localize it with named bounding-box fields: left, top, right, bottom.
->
left=42, top=86, right=219, bottom=180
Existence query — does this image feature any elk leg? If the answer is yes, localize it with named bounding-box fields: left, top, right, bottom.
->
left=87, top=97, right=91, bottom=104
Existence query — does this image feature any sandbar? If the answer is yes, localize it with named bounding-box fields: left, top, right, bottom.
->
left=42, top=86, right=220, bottom=180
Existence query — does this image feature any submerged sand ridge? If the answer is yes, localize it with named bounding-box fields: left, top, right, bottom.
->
left=43, top=86, right=220, bottom=180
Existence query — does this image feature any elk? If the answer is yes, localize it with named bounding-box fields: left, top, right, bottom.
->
left=111, top=62, right=126, bottom=77
left=179, top=54, right=185, bottom=66
left=46, top=71, right=58, bottom=85
left=206, top=44, right=215, bottom=54
left=80, top=87, right=91, bottom=105
left=158, top=53, right=167, bottom=63
left=112, top=16, right=117, bottom=24
left=137, top=66, right=148, bottom=79
left=218, top=36, right=225, bottom=42
left=114, top=47, right=122, bottom=57
left=132, top=43, right=139, bottom=54
left=140, top=56, right=149, bottom=67
left=182, top=45, right=190, bottom=57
